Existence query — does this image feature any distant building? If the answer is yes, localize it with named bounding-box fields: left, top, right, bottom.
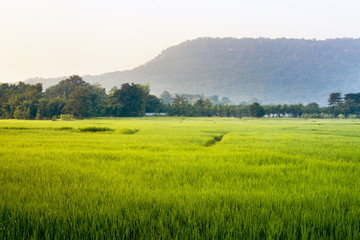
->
left=145, top=113, right=167, bottom=116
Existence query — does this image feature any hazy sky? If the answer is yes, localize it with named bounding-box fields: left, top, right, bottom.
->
left=1, top=0, right=360, bottom=83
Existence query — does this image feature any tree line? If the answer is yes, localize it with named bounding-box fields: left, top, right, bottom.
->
left=1, top=75, right=359, bottom=119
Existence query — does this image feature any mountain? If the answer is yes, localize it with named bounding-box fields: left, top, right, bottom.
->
left=25, top=37, right=360, bottom=105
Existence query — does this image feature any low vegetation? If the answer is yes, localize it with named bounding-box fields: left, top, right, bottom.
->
left=0, top=117, right=359, bottom=239
left=116, top=128, right=139, bottom=134
left=78, top=126, right=114, bottom=132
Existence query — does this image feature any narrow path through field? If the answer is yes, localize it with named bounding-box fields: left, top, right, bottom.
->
left=205, top=133, right=227, bottom=147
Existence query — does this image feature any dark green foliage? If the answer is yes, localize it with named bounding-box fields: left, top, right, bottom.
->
left=0, top=82, right=43, bottom=119
left=1, top=127, right=31, bottom=130
left=344, top=93, right=360, bottom=104
left=248, top=102, right=265, bottom=118
left=169, top=94, right=190, bottom=116
left=2, top=78, right=360, bottom=119
left=55, top=127, right=73, bottom=131
left=304, top=102, right=320, bottom=114
left=328, top=92, right=343, bottom=107
left=79, top=127, right=114, bottom=132
left=116, top=128, right=139, bottom=134
left=145, top=94, right=163, bottom=113
left=63, top=86, right=92, bottom=118
left=194, top=98, right=213, bottom=116
left=89, top=84, right=108, bottom=117
left=205, top=134, right=226, bottom=146
left=113, top=83, right=148, bottom=117
left=44, top=75, right=89, bottom=99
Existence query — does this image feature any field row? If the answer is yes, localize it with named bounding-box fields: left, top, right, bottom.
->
left=0, top=118, right=359, bottom=239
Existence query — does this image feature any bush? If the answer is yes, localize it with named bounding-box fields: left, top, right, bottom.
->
left=60, top=114, right=75, bottom=121
left=348, top=114, right=358, bottom=119
left=55, top=127, right=73, bottom=131
left=116, top=128, right=139, bottom=135
left=79, top=127, right=114, bottom=132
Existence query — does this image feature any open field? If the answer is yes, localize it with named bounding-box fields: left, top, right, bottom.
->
left=0, top=117, right=360, bottom=239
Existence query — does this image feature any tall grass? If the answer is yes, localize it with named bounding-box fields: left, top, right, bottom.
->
left=0, top=118, right=359, bottom=239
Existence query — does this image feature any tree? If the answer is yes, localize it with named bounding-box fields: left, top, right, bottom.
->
left=63, top=86, right=91, bottom=118
left=343, top=93, right=360, bottom=115
left=328, top=92, right=343, bottom=116
left=248, top=102, right=265, bottom=118
left=145, top=94, right=163, bottom=113
left=45, top=75, right=89, bottom=99
left=341, top=99, right=359, bottom=116
left=48, top=97, right=66, bottom=118
left=194, top=98, right=213, bottom=116
left=88, top=84, right=108, bottom=117
left=304, top=102, right=319, bottom=114
left=170, top=94, right=189, bottom=116
left=172, top=94, right=188, bottom=105
left=344, top=93, right=360, bottom=104
left=160, top=91, right=172, bottom=105
left=288, top=104, right=304, bottom=117
left=328, top=92, right=342, bottom=107
left=113, top=83, right=148, bottom=117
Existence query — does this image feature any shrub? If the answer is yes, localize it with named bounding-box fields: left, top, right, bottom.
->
left=55, top=127, right=73, bottom=131
left=79, top=127, right=114, bottom=132
left=348, top=114, right=358, bottom=119
left=60, top=114, right=75, bottom=121
left=116, top=128, right=139, bottom=135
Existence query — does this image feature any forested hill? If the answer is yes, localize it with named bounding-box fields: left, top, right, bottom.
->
left=25, top=37, right=360, bottom=105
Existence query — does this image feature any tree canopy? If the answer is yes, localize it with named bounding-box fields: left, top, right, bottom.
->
left=1, top=77, right=360, bottom=119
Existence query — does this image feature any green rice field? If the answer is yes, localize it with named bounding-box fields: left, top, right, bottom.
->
left=0, top=117, right=360, bottom=239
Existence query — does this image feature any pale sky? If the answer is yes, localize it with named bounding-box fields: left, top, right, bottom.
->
left=1, top=0, right=360, bottom=83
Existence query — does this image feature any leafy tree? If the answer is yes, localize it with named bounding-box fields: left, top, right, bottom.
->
left=328, top=92, right=342, bottom=107
left=328, top=92, right=343, bottom=116
left=172, top=94, right=188, bottom=105
left=220, top=104, right=233, bottom=117
left=45, top=75, right=89, bottom=99
left=344, top=93, right=360, bottom=104
left=113, top=83, right=148, bottom=117
left=288, top=104, right=304, bottom=117
left=343, top=93, right=360, bottom=116
left=48, top=97, right=66, bottom=118
left=170, top=94, right=190, bottom=116
left=145, top=94, right=163, bottom=113
left=63, top=86, right=91, bottom=118
left=194, top=98, right=213, bottom=116
left=160, top=91, right=172, bottom=105
left=248, top=102, right=265, bottom=118
left=304, top=102, right=319, bottom=114
left=89, top=84, right=108, bottom=117
left=341, top=99, right=359, bottom=116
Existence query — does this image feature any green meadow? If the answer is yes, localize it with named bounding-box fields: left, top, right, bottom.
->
left=0, top=117, right=360, bottom=239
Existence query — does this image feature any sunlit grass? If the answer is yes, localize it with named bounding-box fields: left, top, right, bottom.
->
left=0, top=118, right=360, bottom=239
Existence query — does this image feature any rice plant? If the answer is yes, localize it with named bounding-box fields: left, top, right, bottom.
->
left=0, top=118, right=359, bottom=239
